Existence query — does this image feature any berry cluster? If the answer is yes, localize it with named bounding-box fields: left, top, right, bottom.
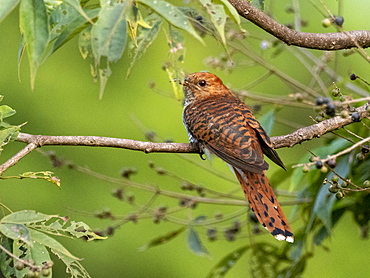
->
left=15, top=260, right=54, bottom=278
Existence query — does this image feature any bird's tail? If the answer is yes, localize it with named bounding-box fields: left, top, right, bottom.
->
left=233, top=167, right=294, bottom=243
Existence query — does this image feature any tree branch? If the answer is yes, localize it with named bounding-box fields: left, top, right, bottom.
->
left=1, top=103, right=366, bottom=175
left=14, top=103, right=368, bottom=150
left=228, top=0, right=370, bottom=50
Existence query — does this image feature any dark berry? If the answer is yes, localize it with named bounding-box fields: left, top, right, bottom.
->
left=327, top=158, right=336, bottom=168
left=325, top=103, right=336, bottom=117
left=315, top=160, right=323, bottom=169
left=334, top=16, right=344, bottom=27
left=351, top=112, right=361, bottom=122
left=361, top=145, right=369, bottom=154
left=316, top=96, right=325, bottom=106
left=350, top=74, right=357, bottom=80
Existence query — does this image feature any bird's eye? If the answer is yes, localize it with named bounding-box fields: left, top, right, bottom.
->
left=198, top=80, right=207, bottom=87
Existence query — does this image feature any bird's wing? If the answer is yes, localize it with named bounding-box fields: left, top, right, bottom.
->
left=236, top=102, right=286, bottom=170
left=184, top=100, right=268, bottom=174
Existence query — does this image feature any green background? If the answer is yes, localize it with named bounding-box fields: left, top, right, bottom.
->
left=0, top=0, right=369, bottom=277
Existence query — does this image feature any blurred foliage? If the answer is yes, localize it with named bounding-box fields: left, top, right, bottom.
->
left=0, top=0, right=369, bottom=277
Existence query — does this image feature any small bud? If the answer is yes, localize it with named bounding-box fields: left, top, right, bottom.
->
left=294, top=93, right=303, bottom=102
left=331, top=175, right=339, bottom=182
left=340, top=110, right=349, bottom=118
left=315, top=116, right=324, bottom=122
left=363, top=180, right=370, bottom=187
left=309, top=156, right=316, bottom=162
left=207, top=229, right=217, bottom=241
left=328, top=185, right=338, bottom=193
left=121, top=167, right=137, bottom=179
left=224, top=228, right=236, bottom=241
left=341, top=181, right=348, bottom=188
left=320, top=166, right=328, bottom=173
left=41, top=268, right=51, bottom=277
left=339, top=95, right=347, bottom=102
left=356, top=153, right=365, bottom=160
left=302, top=165, right=310, bottom=173
left=106, top=226, right=115, bottom=236
left=322, top=18, right=332, bottom=28
left=335, top=191, right=344, bottom=199
left=15, top=261, right=25, bottom=271
left=112, top=188, right=124, bottom=200
left=331, top=89, right=340, bottom=97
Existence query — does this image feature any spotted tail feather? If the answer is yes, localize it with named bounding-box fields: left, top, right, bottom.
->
left=233, top=167, right=294, bottom=243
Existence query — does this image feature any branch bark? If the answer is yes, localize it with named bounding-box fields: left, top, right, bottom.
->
left=0, top=103, right=367, bottom=175
left=15, top=104, right=369, bottom=151
left=228, top=0, right=370, bottom=50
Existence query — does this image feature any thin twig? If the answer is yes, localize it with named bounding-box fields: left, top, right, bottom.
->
left=293, top=136, right=370, bottom=168
left=0, top=143, right=38, bottom=175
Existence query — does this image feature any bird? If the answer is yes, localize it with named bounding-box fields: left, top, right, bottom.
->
left=182, top=72, right=294, bottom=243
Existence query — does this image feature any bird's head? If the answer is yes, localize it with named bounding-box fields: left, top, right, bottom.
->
left=182, top=72, right=229, bottom=103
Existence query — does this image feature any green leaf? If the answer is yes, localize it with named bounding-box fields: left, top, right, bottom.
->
left=217, top=0, right=241, bottom=26
left=290, top=166, right=306, bottom=191
left=57, top=252, right=91, bottom=278
left=52, top=6, right=100, bottom=53
left=0, top=105, right=16, bottom=121
left=140, top=227, right=186, bottom=250
left=0, top=237, right=15, bottom=278
left=307, top=157, right=350, bottom=233
left=126, top=14, right=163, bottom=77
left=0, top=223, right=32, bottom=246
left=258, top=109, right=275, bottom=136
left=137, top=0, right=204, bottom=44
left=19, top=0, right=50, bottom=89
left=28, top=228, right=80, bottom=260
left=0, top=0, right=20, bottom=23
left=13, top=240, right=52, bottom=278
left=63, top=0, right=95, bottom=24
left=13, top=240, right=29, bottom=278
left=1, top=210, right=56, bottom=225
left=313, top=207, right=347, bottom=245
left=199, top=0, right=227, bottom=45
left=64, top=221, right=106, bottom=241
left=91, top=2, right=128, bottom=63
left=206, top=245, right=249, bottom=277
left=187, top=228, right=209, bottom=257
left=0, top=126, right=20, bottom=152
left=78, top=25, right=93, bottom=59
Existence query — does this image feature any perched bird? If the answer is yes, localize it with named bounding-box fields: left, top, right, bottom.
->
left=182, top=72, right=294, bottom=243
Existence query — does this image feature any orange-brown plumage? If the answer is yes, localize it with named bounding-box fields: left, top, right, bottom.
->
left=182, top=72, right=293, bottom=242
